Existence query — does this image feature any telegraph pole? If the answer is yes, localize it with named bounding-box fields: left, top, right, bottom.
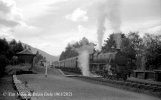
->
left=45, top=62, right=48, bottom=77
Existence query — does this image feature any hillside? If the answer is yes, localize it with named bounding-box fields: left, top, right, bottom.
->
left=22, top=43, right=59, bottom=62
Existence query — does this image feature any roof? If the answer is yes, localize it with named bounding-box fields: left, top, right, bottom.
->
left=16, top=49, right=35, bottom=55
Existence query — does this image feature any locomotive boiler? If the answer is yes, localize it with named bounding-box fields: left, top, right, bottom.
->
left=90, top=50, right=128, bottom=80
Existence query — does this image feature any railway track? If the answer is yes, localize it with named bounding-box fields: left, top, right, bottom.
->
left=125, top=80, right=161, bottom=91
left=61, top=70, right=161, bottom=92
left=68, top=75, right=161, bottom=92
left=59, top=70, right=161, bottom=98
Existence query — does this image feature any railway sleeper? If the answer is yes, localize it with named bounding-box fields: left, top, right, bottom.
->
left=124, top=82, right=133, bottom=86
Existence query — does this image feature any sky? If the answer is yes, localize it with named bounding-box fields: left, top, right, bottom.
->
left=0, top=0, right=161, bottom=56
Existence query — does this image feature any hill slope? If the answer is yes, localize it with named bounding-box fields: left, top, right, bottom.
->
left=22, top=43, right=59, bottom=62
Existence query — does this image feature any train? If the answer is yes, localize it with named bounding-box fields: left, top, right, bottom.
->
left=53, top=49, right=129, bottom=80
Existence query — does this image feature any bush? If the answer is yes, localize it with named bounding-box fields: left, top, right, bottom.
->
left=5, top=63, right=31, bottom=75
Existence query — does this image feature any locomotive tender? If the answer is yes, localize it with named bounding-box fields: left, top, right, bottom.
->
left=54, top=49, right=129, bottom=80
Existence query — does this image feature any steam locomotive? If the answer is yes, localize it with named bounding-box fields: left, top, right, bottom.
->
left=54, top=49, right=129, bottom=80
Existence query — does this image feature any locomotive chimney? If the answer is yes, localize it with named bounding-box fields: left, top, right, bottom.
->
left=113, top=33, right=122, bottom=52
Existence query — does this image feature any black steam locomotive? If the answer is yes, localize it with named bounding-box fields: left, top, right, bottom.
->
left=54, top=50, right=129, bottom=80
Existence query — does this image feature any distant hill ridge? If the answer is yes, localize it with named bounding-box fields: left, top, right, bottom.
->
left=22, top=43, right=59, bottom=62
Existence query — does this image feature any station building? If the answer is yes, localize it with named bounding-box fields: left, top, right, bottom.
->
left=16, top=49, right=36, bottom=70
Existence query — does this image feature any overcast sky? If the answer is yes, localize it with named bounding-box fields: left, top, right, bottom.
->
left=0, top=0, right=161, bottom=56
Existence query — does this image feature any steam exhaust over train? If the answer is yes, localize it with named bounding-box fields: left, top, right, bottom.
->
left=54, top=0, right=127, bottom=80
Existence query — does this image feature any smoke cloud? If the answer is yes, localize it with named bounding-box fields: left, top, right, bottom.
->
left=97, top=0, right=122, bottom=50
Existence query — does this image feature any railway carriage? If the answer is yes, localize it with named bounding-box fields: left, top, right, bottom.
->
left=57, top=57, right=80, bottom=73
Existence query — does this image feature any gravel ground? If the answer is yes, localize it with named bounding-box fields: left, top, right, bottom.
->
left=17, top=74, right=160, bottom=100
left=0, top=76, right=19, bottom=100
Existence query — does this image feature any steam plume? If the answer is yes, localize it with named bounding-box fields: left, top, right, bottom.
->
left=78, top=50, right=90, bottom=76
left=74, top=38, right=94, bottom=76
left=97, top=0, right=122, bottom=50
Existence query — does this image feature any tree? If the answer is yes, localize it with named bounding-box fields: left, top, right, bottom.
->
left=102, top=33, right=126, bottom=52
left=0, top=38, right=9, bottom=76
left=102, top=34, right=116, bottom=52
left=127, top=32, right=144, bottom=56
left=143, top=34, right=161, bottom=70
left=59, top=37, right=95, bottom=61
left=16, top=41, right=24, bottom=53
left=0, top=55, right=8, bottom=76
left=0, top=38, right=24, bottom=76
left=0, top=38, right=9, bottom=55
left=59, top=44, right=78, bottom=61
